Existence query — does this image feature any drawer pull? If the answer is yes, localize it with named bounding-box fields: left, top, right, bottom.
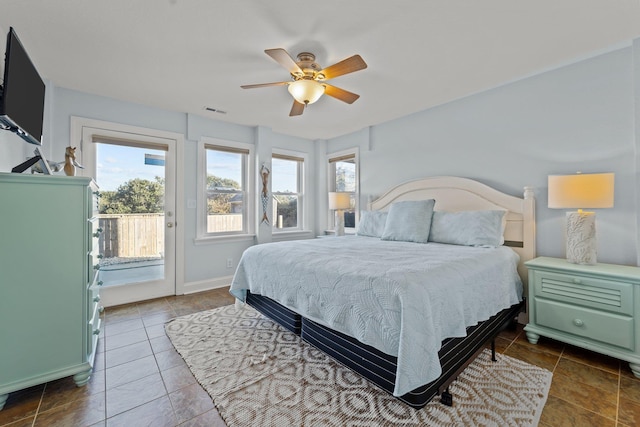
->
left=573, top=318, right=584, bottom=327
left=97, top=254, right=104, bottom=259
left=93, top=328, right=100, bottom=335
left=93, top=264, right=100, bottom=270
left=93, top=296, right=101, bottom=303
left=97, top=281, right=103, bottom=286
left=93, top=232, right=101, bottom=238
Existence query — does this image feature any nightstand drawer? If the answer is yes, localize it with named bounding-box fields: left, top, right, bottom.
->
left=535, top=298, right=634, bottom=350
left=533, top=270, right=633, bottom=315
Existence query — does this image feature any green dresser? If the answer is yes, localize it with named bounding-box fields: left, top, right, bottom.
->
left=0, top=173, right=102, bottom=410
left=525, top=256, right=640, bottom=377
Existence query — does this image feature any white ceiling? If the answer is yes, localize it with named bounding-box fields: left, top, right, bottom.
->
left=1, top=0, right=639, bottom=140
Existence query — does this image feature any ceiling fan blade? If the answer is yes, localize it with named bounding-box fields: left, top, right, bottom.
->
left=265, top=48, right=303, bottom=75
left=241, top=81, right=289, bottom=89
left=318, top=55, right=367, bottom=80
left=289, top=100, right=305, bottom=116
left=323, top=84, right=360, bottom=104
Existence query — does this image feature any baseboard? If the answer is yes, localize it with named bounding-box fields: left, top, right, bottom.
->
left=182, top=275, right=233, bottom=295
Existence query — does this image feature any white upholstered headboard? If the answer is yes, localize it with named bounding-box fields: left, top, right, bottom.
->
left=368, top=176, right=536, bottom=288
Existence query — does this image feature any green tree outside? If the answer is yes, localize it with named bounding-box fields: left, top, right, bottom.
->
left=207, top=175, right=241, bottom=214
left=99, top=177, right=164, bottom=214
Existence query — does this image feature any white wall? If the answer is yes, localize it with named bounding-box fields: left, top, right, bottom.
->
left=325, top=46, right=638, bottom=266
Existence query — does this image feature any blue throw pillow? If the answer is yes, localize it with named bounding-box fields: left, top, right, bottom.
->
left=381, top=200, right=435, bottom=243
left=356, top=211, right=388, bottom=238
left=429, top=210, right=506, bottom=247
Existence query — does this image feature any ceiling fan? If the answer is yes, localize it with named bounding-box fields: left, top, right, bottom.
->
left=241, top=48, right=367, bottom=116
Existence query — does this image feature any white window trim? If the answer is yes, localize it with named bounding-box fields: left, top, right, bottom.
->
left=327, top=147, right=359, bottom=234
left=195, top=137, right=255, bottom=244
left=272, top=148, right=309, bottom=234
left=271, top=148, right=311, bottom=236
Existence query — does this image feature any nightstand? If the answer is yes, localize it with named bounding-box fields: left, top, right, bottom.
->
left=525, top=257, right=640, bottom=377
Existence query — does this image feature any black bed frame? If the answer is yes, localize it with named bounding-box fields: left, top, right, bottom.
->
left=246, top=291, right=524, bottom=409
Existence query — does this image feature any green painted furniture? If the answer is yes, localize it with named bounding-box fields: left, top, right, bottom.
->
left=0, top=173, right=101, bottom=410
left=525, top=256, right=640, bottom=377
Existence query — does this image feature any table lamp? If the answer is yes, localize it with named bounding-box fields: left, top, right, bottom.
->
left=328, top=192, right=351, bottom=236
left=548, top=172, right=614, bottom=265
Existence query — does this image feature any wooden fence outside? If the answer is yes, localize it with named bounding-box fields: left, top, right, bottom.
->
left=207, top=214, right=243, bottom=233
left=98, top=213, right=243, bottom=258
left=99, top=214, right=164, bottom=258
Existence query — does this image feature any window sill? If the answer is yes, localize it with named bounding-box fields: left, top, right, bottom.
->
left=272, top=230, right=314, bottom=242
left=194, top=234, right=256, bottom=245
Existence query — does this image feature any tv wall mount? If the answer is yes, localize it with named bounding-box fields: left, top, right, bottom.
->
left=11, top=147, right=53, bottom=174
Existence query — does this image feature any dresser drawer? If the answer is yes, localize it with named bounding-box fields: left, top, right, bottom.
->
left=535, top=298, right=634, bottom=350
left=87, top=302, right=101, bottom=356
left=90, top=186, right=100, bottom=218
left=87, top=273, right=101, bottom=357
left=87, top=252, right=100, bottom=285
left=532, top=270, right=633, bottom=315
left=87, top=280, right=101, bottom=321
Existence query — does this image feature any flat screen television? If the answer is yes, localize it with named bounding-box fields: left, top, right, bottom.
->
left=0, top=27, right=45, bottom=146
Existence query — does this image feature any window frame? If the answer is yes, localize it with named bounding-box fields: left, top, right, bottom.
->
left=195, top=137, right=255, bottom=243
left=271, top=150, right=305, bottom=232
left=327, top=148, right=359, bottom=233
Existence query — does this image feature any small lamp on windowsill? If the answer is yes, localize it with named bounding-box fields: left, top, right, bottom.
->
left=328, top=192, right=351, bottom=236
left=548, top=172, right=614, bottom=265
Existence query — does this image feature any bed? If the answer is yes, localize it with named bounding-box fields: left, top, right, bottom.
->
left=230, top=176, right=536, bottom=408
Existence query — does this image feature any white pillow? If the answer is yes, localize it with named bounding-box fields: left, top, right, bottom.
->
left=356, top=211, right=388, bottom=238
left=429, top=210, right=506, bottom=247
left=381, top=200, right=435, bottom=243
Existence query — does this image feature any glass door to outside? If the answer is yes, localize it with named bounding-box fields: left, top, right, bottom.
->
left=90, top=136, right=176, bottom=306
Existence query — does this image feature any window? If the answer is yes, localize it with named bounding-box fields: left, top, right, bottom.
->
left=272, top=152, right=304, bottom=230
left=197, top=138, right=254, bottom=241
left=328, top=149, right=358, bottom=231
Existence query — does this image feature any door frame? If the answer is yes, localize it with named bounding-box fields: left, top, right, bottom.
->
left=70, top=117, right=185, bottom=306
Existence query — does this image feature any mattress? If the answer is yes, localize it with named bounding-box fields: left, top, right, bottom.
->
left=231, top=236, right=523, bottom=396
left=247, top=291, right=524, bottom=408
left=246, top=290, right=301, bottom=334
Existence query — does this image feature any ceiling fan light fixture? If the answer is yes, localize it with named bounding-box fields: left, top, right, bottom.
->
left=287, top=79, right=325, bottom=105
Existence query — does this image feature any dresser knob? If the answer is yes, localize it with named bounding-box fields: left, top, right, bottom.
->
left=93, top=296, right=101, bottom=303
left=93, top=264, right=100, bottom=270
left=573, top=319, right=584, bottom=327
left=93, top=328, right=100, bottom=335
left=97, top=281, right=103, bottom=286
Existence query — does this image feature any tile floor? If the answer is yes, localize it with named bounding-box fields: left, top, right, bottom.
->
left=1, top=287, right=639, bottom=426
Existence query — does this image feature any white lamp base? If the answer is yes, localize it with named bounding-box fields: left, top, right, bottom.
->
left=334, top=210, right=345, bottom=236
left=566, top=211, right=597, bottom=265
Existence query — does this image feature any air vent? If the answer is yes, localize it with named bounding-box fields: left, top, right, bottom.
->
left=204, top=107, right=227, bottom=114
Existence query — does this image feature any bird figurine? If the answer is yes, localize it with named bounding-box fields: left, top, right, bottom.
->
left=63, top=146, right=84, bottom=176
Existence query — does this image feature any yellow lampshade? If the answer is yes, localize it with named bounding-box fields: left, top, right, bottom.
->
left=288, top=80, right=325, bottom=105
left=328, top=192, right=351, bottom=210
left=548, top=173, right=614, bottom=209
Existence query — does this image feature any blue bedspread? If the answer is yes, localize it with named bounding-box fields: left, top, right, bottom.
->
left=229, top=236, right=523, bottom=396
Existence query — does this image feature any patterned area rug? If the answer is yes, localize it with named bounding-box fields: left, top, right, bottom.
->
left=165, top=304, right=552, bottom=427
